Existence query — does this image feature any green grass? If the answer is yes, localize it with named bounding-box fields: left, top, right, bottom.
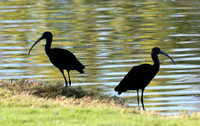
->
left=0, top=80, right=199, bottom=126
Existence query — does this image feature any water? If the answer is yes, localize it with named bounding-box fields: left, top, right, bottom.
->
left=0, top=0, right=200, bottom=115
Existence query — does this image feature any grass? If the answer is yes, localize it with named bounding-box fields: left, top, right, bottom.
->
left=0, top=80, right=199, bottom=126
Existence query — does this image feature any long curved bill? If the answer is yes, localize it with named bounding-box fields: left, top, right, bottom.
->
left=28, top=37, right=43, bottom=55
left=160, top=51, right=175, bottom=65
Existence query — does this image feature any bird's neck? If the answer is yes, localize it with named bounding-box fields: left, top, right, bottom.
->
left=151, top=54, right=160, bottom=68
left=45, top=38, right=52, bottom=53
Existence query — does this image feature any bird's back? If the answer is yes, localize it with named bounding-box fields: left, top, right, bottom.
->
left=115, top=64, right=159, bottom=95
left=46, top=48, right=85, bottom=73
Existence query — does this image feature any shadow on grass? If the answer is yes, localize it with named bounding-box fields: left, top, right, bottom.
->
left=0, top=79, right=126, bottom=106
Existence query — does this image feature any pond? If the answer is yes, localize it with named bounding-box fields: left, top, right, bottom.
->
left=0, top=0, right=200, bottom=115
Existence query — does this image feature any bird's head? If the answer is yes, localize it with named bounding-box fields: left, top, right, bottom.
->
left=41, top=31, right=53, bottom=40
left=151, top=47, right=161, bottom=55
left=28, top=31, right=53, bottom=55
left=151, top=47, right=175, bottom=65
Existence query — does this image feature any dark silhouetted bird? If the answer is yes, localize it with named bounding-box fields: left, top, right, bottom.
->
left=28, top=31, right=85, bottom=87
left=114, top=47, right=175, bottom=110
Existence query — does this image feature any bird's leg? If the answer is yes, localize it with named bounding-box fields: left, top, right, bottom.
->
left=141, top=88, right=146, bottom=111
left=136, top=89, right=140, bottom=110
left=60, top=69, right=68, bottom=87
left=67, top=70, right=71, bottom=86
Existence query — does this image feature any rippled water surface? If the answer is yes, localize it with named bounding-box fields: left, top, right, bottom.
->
left=1, top=0, right=200, bottom=115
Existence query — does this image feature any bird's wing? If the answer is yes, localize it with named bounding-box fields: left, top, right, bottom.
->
left=48, top=48, right=84, bottom=70
left=118, top=64, right=154, bottom=90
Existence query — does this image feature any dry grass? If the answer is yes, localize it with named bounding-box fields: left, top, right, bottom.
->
left=0, top=79, right=127, bottom=109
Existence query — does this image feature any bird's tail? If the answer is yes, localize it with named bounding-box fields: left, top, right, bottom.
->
left=114, top=86, right=123, bottom=95
left=114, top=87, right=122, bottom=95
left=77, top=69, right=84, bottom=74
left=114, top=80, right=128, bottom=95
left=76, top=64, right=85, bottom=73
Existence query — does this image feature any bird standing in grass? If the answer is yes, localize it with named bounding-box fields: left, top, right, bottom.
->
left=114, top=47, right=175, bottom=110
left=28, top=31, right=85, bottom=87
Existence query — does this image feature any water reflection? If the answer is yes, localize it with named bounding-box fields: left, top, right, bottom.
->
left=0, top=0, right=200, bottom=115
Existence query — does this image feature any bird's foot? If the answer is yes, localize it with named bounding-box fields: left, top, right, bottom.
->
left=64, top=83, right=68, bottom=87
left=136, top=107, right=140, bottom=111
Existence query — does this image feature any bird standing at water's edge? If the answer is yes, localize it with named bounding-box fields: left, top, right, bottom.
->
left=28, top=31, right=85, bottom=87
left=114, top=47, right=175, bottom=110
